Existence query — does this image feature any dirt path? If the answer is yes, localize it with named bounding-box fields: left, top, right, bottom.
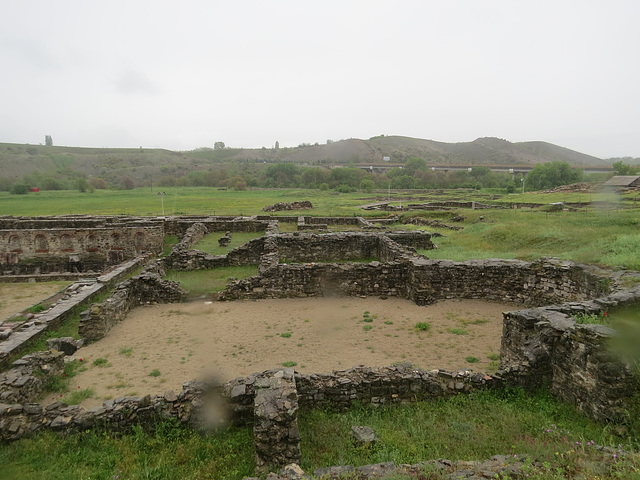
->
left=63, top=297, right=517, bottom=409
left=0, top=281, right=70, bottom=321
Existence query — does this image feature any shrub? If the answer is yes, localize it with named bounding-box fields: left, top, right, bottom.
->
left=9, top=184, right=30, bottom=195
left=415, top=322, right=431, bottom=332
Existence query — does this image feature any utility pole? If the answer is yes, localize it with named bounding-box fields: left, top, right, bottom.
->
left=158, top=192, right=166, bottom=215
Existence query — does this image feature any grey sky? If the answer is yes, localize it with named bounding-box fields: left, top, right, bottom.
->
left=1, top=1, right=639, bottom=158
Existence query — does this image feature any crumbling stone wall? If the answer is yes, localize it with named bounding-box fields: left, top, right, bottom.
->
left=253, top=369, right=301, bottom=472
left=0, top=350, right=64, bottom=404
left=263, top=201, right=313, bottom=212
left=499, top=286, right=640, bottom=423
left=79, top=267, right=186, bottom=342
left=0, top=256, right=148, bottom=370
left=221, top=258, right=609, bottom=306
left=174, top=222, right=208, bottom=250
left=408, top=258, right=608, bottom=306
left=163, top=216, right=271, bottom=237
left=162, top=231, right=431, bottom=274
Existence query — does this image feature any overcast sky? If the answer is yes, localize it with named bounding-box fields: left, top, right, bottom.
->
left=1, top=1, right=639, bottom=158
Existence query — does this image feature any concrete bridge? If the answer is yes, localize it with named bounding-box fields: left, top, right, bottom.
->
left=353, top=164, right=613, bottom=176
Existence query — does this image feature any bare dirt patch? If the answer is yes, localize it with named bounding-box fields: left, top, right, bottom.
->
left=0, top=281, right=70, bottom=321
left=64, top=297, right=518, bottom=409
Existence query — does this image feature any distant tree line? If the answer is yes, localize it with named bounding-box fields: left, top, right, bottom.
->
left=0, top=159, right=618, bottom=194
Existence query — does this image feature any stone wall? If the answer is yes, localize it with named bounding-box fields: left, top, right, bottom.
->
left=0, top=364, right=498, bottom=462
left=221, top=257, right=609, bottom=306
left=253, top=369, right=301, bottom=472
left=499, top=286, right=640, bottom=423
left=79, top=266, right=186, bottom=342
left=0, top=224, right=163, bottom=274
left=163, top=216, right=271, bottom=237
left=0, top=350, right=65, bottom=404
left=0, top=256, right=150, bottom=370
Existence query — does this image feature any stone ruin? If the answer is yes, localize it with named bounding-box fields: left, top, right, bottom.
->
left=263, top=201, right=313, bottom=212
left=0, top=213, right=639, bottom=475
left=0, top=215, right=163, bottom=277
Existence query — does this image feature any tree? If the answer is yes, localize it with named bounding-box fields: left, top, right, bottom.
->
left=524, top=162, right=583, bottom=191
left=9, top=184, right=30, bottom=195
left=214, top=141, right=225, bottom=150
left=265, top=163, right=299, bottom=187
left=359, top=178, right=376, bottom=193
left=275, top=141, right=280, bottom=150
left=404, top=157, right=427, bottom=176
left=120, top=176, right=135, bottom=190
left=45, top=135, right=53, bottom=146
left=613, top=160, right=638, bottom=176
left=76, top=178, right=89, bottom=192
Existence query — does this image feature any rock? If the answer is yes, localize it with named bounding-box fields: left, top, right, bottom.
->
left=351, top=425, right=378, bottom=445
left=279, top=464, right=305, bottom=480
left=46, top=337, right=82, bottom=356
left=356, top=462, right=396, bottom=477
left=164, top=390, right=178, bottom=402
left=313, top=465, right=355, bottom=478
left=50, top=415, right=72, bottom=429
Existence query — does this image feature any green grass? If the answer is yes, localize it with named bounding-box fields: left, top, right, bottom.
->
left=119, top=346, right=133, bottom=356
left=282, top=361, right=297, bottom=367
left=193, top=231, right=264, bottom=255
left=63, top=387, right=95, bottom=405
left=0, top=187, right=383, bottom=217
left=0, top=421, right=254, bottom=480
left=298, top=388, right=640, bottom=476
left=28, top=304, right=47, bottom=313
left=415, top=207, right=640, bottom=270
left=161, top=235, right=179, bottom=256
left=164, top=266, right=258, bottom=296
left=3, top=389, right=639, bottom=479
left=448, top=328, right=467, bottom=335
left=92, top=357, right=108, bottom=367
left=149, top=369, right=161, bottom=377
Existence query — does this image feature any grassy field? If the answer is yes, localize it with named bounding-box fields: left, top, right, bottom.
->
left=2, top=389, right=638, bottom=480
left=0, top=186, right=636, bottom=217
left=0, top=188, right=375, bottom=217
left=406, top=207, right=640, bottom=271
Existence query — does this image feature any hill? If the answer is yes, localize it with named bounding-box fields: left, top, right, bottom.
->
left=0, top=136, right=606, bottom=189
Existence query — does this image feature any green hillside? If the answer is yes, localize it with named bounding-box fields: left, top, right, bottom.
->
left=0, top=136, right=607, bottom=191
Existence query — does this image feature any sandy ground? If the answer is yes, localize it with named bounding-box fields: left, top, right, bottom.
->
left=61, top=297, right=517, bottom=409
left=0, top=281, right=70, bottom=322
